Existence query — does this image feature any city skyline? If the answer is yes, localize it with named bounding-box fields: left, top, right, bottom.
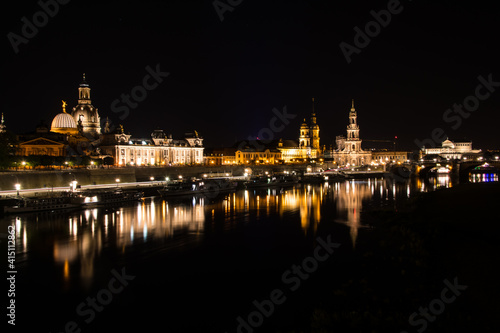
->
left=3, top=0, right=500, bottom=150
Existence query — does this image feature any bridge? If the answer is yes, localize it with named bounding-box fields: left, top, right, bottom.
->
left=416, top=158, right=500, bottom=179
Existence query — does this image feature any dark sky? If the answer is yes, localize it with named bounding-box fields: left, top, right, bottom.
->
left=3, top=0, right=500, bottom=150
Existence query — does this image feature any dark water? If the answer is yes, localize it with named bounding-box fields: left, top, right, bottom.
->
left=1, top=174, right=494, bottom=332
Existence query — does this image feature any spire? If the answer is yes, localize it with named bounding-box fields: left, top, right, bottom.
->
left=80, top=73, right=89, bottom=87
left=351, top=99, right=355, bottom=111
left=0, top=113, right=5, bottom=133
left=104, top=117, right=111, bottom=133
left=310, top=97, right=317, bottom=126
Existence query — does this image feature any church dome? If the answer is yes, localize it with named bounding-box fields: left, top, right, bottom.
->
left=51, top=112, right=78, bottom=135
left=72, top=105, right=99, bottom=122
left=442, top=139, right=455, bottom=148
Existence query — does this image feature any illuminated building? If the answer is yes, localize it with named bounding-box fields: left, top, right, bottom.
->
left=421, top=138, right=481, bottom=160
left=99, top=125, right=204, bottom=166
left=70, top=74, right=101, bottom=138
left=234, top=140, right=282, bottom=164
left=17, top=101, right=91, bottom=157
left=333, top=100, right=372, bottom=166
left=277, top=98, right=322, bottom=162
left=204, top=147, right=237, bottom=165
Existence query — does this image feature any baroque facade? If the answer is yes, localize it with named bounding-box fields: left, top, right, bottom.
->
left=421, top=138, right=481, bottom=160
left=98, top=127, right=204, bottom=166
left=277, top=98, right=322, bottom=162
left=15, top=74, right=204, bottom=165
left=332, top=100, right=372, bottom=166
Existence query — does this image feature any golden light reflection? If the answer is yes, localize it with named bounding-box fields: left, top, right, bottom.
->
left=332, top=180, right=372, bottom=248
left=64, top=260, right=69, bottom=280
left=9, top=177, right=457, bottom=287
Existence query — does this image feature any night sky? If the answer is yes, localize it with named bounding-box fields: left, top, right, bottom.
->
left=3, top=0, right=500, bottom=150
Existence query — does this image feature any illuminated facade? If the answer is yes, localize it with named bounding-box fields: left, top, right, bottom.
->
left=371, top=151, right=408, bottom=164
left=99, top=126, right=204, bottom=166
left=333, top=100, right=372, bottom=166
left=278, top=98, right=322, bottom=162
left=17, top=101, right=91, bottom=157
left=234, top=144, right=281, bottom=164
left=421, top=138, right=481, bottom=160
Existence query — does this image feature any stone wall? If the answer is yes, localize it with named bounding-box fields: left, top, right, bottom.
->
left=0, top=164, right=316, bottom=190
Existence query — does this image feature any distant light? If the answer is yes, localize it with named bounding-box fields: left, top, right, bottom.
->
left=116, top=178, right=120, bottom=183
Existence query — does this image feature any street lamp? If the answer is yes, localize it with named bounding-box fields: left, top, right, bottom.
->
left=70, top=180, right=78, bottom=192
left=14, top=183, right=20, bottom=197
left=115, top=178, right=120, bottom=187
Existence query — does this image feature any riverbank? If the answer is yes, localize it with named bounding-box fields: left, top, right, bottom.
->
left=291, top=181, right=500, bottom=332
left=0, top=165, right=315, bottom=190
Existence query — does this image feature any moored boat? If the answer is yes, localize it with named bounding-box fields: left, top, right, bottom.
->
left=157, top=180, right=206, bottom=197
left=245, top=175, right=298, bottom=189
left=3, top=192, right=85, bottom=214
left=81, top=188, right=144, bottom=207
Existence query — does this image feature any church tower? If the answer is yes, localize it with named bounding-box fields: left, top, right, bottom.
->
left=0, top=113, right=6, bottom=134
left=299, top=119, right=310, bottom=148
left=71, top=74, right=101, bottom=138
left=310, top=97, right=320, bottom=151
left=344, top=99, right=362, bottom=152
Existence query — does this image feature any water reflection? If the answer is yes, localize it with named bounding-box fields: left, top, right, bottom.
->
left=470, top=173, right=498, bottom=183
left=331, top=180, right=372, bottom=248
left=3, top=176, right=467, bottom=287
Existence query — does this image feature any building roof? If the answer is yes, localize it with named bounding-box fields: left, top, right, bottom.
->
left=51, top=112, right=78, bottom=134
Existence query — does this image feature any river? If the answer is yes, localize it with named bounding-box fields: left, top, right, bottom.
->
left=1, top=173, right=496, bottom=332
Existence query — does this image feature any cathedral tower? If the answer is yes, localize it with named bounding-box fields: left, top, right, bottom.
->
left=310, top=97, right=320, bottom=151
left=71, top=74, right=101, bottom=138
left=299, top=119, right=310, bottom=148
left=344, top=99, right=362, bottom=152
